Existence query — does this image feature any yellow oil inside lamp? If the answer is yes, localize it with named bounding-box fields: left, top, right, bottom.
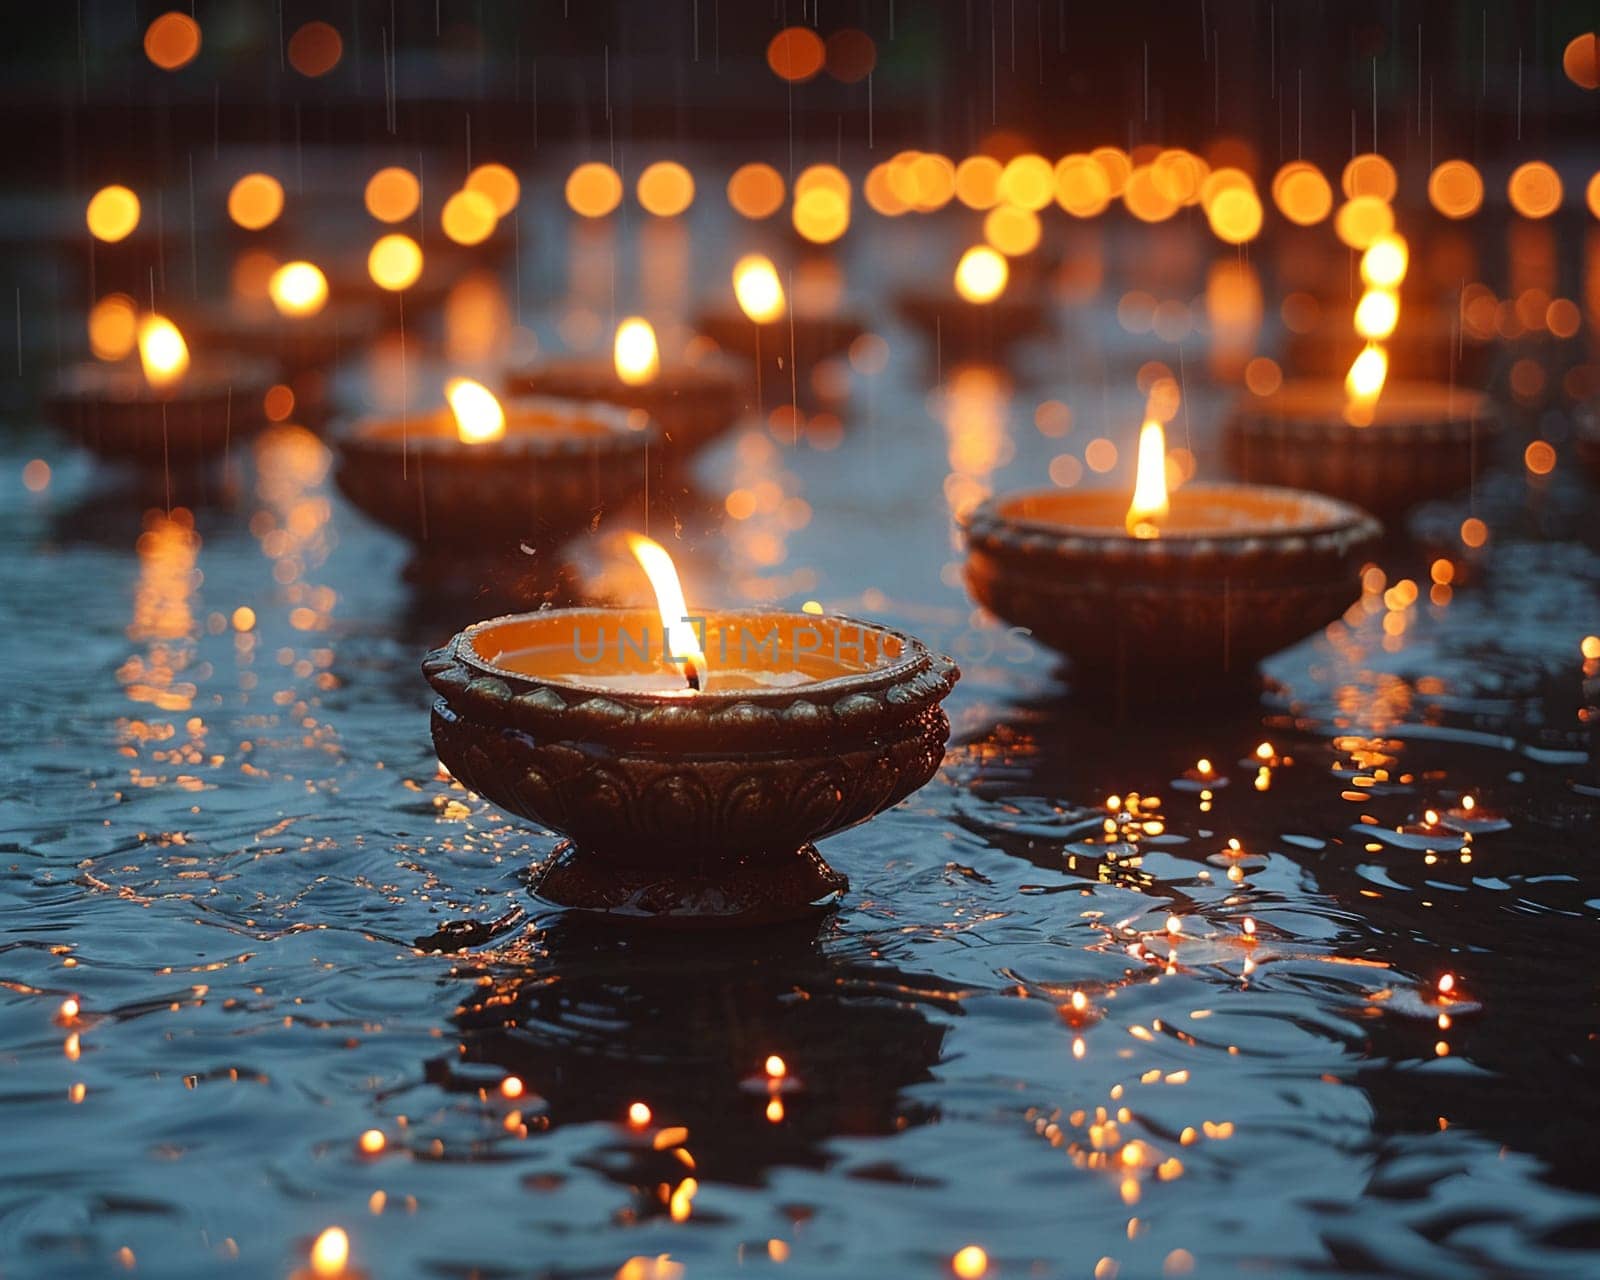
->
left=268, top=261, right=330, bottom=318
left=626, top=532, right=707, bottom=690
left=613, top=316, right=661, bottom=387
left=954, top=245, right=1008, bottom=304
left=444, top=377, right=506, bottom=444
left=136, top=313, right=189, bottom=390
left=733, top=254, right=786, bottom=324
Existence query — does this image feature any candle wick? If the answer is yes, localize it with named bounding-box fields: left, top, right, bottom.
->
left=684, top=665, right=701, bottom=692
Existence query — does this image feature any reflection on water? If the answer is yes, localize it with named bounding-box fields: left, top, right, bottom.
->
left=3, top=207, right=1600, bottom=1280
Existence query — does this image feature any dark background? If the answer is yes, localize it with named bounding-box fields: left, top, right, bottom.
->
left=6, top=1, right=1598, bottom=196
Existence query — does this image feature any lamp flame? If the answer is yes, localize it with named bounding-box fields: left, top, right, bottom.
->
left=1353, top=288, right=1399, bottom=340
left=268, top=261, right=329, bottom=318
left=954, top=245, right=1008, bottom=303
left=444, top=377, right=506, bottom=444
left=309, top=1226, right=349, bottom=1278
left=613, top=316, right=660, bottom=386
left=626, top=533, right=707, bottom=691
left=1125, top=419, right=1170, bottom=538
left=1344, top=342, right=1388, bottom=426
left=136, top=314, right=189, bottom=390
left=733, top=254, right=785, bottom=324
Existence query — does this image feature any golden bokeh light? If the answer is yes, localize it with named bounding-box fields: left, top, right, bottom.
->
left=863, top=162, right=909, bottom=216
left=144, top=12, right=201, bottom=71
left=613, top=317, right=660, bottom=386
left=1090, top=146, right=1132, bottom=197
left=727, top=163, right=785, bottom=219
left=1428, top=159, right=1484, bottom=219
left=88, top=293, right=138, bottom=361
left=795, top=163, right=849, bottom=200
left=733, top=254, right=786, bottom=324
left=287, top=21, right=343, bottom=78
left=1334, top=195, right=1394, bottom=249
left=1200, top=166, right=1252, bottom=210
left=767, top=26, right=825, bottom=82
left=1341, top=153, right=1397, bottom=201
left=86, top=185, right=140, bottom=243
left=997, top=154, right=1054, bottom=211
left=1587, top=171, right=1600, bottom=219
left=954, top=245, right=1008, bottom=304
left=228, top=173, right=285, bottom=231
left=955, top=155, right=1004, bottom=209
left=566, top=162, right=623, bottom=218
left=1564, top=33, right=1600, bottom=90
left=268, top=261, right=329, bottom=318
left=1123, top=165, right=1179, bottom=222
left=984, top=204, right=1041, bottom=256
left=906, top=153, right=957, bottom=211
left=136, top=313, right=190, bottom=390
left=1524, top=440, right=1557, bottom=475
left=637, top=161, right=695, bottom=217
left=1508, top=161, right=1563, bottom=217
left=1272, top=161, right=1333, bottom=225
left=440, top=189, right=498, bottom=245
left=368, top=234, right=423, bottom=291
left=1207, top=186, right=1263, bottom=243
left=365, top=167, right=420, bottom=223
left=445, top=377, right=506, bottom=444
left=1055, top=154, right=1111, bottom=217
left=466, top=163, right=521, bottom=217
left=792, top=186, right=849, bottom=244
left=1152, top=149, right=1208, bottom=206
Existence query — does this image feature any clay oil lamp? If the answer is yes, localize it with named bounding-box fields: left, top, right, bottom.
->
left=894, top=244, right=1050, bottom=358
left=424, top=534, right=960, bottom=926
left=1228, top=234, right=1499, bottom=516
left=962, top=384, right=1382, bottom=695
left=508, top=316, right=743, bottom=457
left=46, top=310, right=272, bottom=466
left=694, top=252, right=864, bottom=375
left=335, top=378, right=654, bottom=553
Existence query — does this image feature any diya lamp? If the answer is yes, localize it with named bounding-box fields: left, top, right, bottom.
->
left=693, top=253, right=865, bottom=384
left=424, top=534, right=959, bottom=925
left=894, top=245, right=1051, bottom=359
left=334, top=379, right=655, bottom=555
left=508, top=316, right=744, bottom=457
left=46, top=310, right=272, bottom=467
left=962, top=382, right=1382, bottom=695
left=1227, top=234, right=1500, bottom=517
